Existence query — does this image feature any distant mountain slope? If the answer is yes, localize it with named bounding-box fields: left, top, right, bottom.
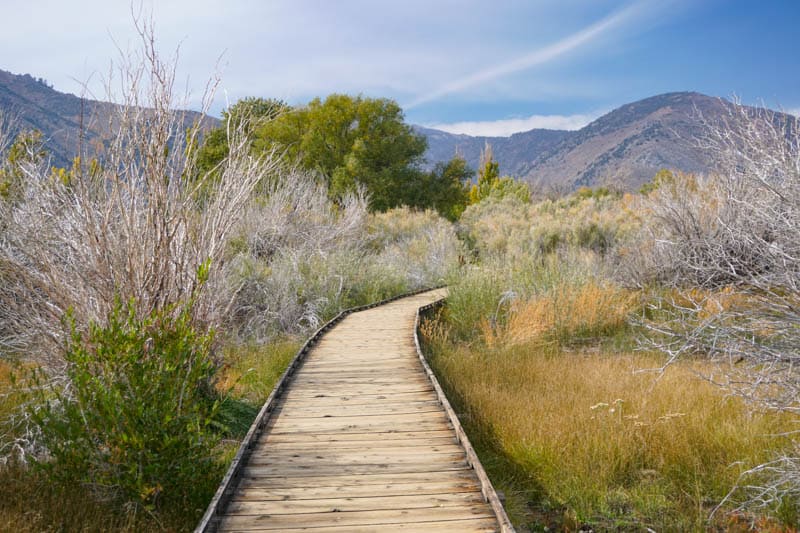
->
left=419, top=92, right=779, bottom=191
left=0, top=69, right=213, bottom=168
left=414, top=125, right=571, bottom=176
left=1, top=73, right=785, bottom=192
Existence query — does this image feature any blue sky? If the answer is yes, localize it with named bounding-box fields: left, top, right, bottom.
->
left=1, top=0, right=798, bottom=135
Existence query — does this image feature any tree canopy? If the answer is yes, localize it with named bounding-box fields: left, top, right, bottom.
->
left=197, top=94, right=473, bottom=217
left=468, top=143, right=530, bottom=205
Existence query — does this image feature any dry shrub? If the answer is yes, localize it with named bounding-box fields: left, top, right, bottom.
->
left=460, top=187, right=639, bottom=262
left=223, top=188, right=461, bottom=343
left=0, top=21, right=274, bottom=370
left=223, top=172, right=369, bottom=341
left=626, top=104, right=800, bottom=519
left=368, top=206, right=462, bottom=288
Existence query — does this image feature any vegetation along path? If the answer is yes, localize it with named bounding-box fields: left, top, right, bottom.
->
left=198, top=289, right=513, bottom=532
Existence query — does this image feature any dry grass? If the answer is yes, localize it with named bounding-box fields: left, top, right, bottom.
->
left=483, top=280, right=636, bottom=348
left=423, top=312, right=796, bottom=530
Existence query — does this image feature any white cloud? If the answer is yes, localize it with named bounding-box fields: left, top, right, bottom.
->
left=430, top=111, right=603, bottom=137
left=404, top=0, right=671, bottom=109
left=786, top=107, right=800, bottom=117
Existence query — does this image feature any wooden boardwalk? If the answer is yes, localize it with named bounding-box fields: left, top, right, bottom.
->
left=199, top=289, right=513, bottom=532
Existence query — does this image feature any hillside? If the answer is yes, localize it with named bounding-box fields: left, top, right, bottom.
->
left=420, top=92, right=774, bottom=190
left=0, top=72, right=784, bottom=192
left=0, top=69, right=212, bottom=168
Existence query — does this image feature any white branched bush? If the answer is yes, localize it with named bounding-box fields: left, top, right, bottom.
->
left=224, top=198, right=462, bottom=343
left=631, top=103, right=800, bottom=518
left=0, top=23, right=274, bottom=370
left=367, top=207, right=463, bottom=288
left=224, top=172, right=370, bottom=341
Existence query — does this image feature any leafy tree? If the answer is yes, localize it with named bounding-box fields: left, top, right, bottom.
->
left=196, top=97, right=288, bottom=176
left=409, top=155, right=473, bottom=221
left=264, top=94, right=428, bottom=210
left=199, top=94, right=429, bottom=211
left=468, top=142, right=530, bottom=205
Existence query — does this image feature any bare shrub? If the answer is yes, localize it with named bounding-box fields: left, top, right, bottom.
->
left=224, top=199, right=461, bottom=343
left=0, top=19, right=274, bottom=370
left=223, top=172, right=370, bottom=341
left=368, top=207, right=462, bottom=288
left=631, top=102, right=800, bottom=519
left=460, top=188, right=639, bottom=263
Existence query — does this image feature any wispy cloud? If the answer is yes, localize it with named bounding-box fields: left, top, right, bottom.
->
left=405, top=0, right=664, bottom=110
left=430, top=111, right=603, bottom=137
left=787, top=107, right=800, bottom=117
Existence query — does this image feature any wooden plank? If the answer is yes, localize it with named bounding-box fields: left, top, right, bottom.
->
left=237, top=470, right=479, bottom=489
left=255, top=441, right=462, bottom=455
left=218, top=506, right=496, bottom=531
left=266, top=411, right=450, bottom=430
left=279, top=391, right=438, bottom=405
left=226, top=492, right=485, bottom=515
left=247, top=450, right=465, bottom=466
left=258, top=429, right=455, bottom=444
left=275, top=403, right=442, bottom=416
left=232, top=479, right=482, bottom=501
left=256, top=438, right=458, bottom=452
left=272, top=405, right=445, bottom=420
left=280, top=385, right=436, bottom=398
left=222, top=519, right=500, bottom=532
left=277, top=398, right=440, bottom=410
left=263, top=420, right=451, bottom=436
left=242, top=463, right=470, bottom=478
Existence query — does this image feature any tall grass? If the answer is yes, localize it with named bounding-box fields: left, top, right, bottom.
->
left=424, top=283, right=795, bottom=529
left=430, top=184, right=797, bottom=528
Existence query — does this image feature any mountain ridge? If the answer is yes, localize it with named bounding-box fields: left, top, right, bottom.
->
left=417, top=91, right=781, bottom=190
left=0, top=69, right=789, bottom=191
left=0, top=69, right=212, bottom=168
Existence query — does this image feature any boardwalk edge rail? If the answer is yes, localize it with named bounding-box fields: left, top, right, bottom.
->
left=196, top=286, right=443, bottom=533
left=415, top=298, right=516, bottom=533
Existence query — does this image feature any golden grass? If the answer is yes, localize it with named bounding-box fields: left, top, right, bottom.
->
left=484, top=280, right=636, bottom=348
left=423, top=326, right=795, bottom=530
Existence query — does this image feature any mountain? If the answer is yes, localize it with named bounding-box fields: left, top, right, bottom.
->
left=0, top=69, right=212, bottom=168
left=0, top=73, right=784, bottom=192
left=414, top=125, right=571, bottom=175
left=419, top=92, right=769, bottom=191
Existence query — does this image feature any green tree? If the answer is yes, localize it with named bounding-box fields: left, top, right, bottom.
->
left=196, top=97, right=288, bottom=176
left=468, top=142, right=529, bottom=205
left=410, top=155, right=473, bottom=221
left=198, top=94, right=429, bottom=211
left=266, top=94, right=427, bottom=210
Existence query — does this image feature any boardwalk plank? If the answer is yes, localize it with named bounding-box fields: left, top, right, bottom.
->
left=226, top=492, right=485, bottom=514
left=218, top=506, right=496, bottom=531
left=205, top=289, right=509, bottom=532
left=232, top=479, right=481, bottom=500
left=222, top=520, right=499, bottom=532
left=237, top=470, right=480, bottom=489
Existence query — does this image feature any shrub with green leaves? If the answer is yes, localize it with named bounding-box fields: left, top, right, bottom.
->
left=30, top=297, right=222, bottom=517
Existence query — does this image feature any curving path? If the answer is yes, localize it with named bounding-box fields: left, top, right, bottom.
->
left=200, top=289, right=513, bottom=532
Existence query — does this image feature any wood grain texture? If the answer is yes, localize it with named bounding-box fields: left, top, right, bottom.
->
left=209, top=289, right=511, bottom=532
